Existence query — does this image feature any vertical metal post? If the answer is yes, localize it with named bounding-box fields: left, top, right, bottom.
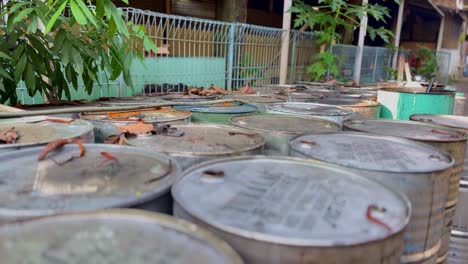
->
left=289, top=31, right=297, bottom=83
left=354, top=0, right=368, bottom=84
left=226, top=23, right=236, bottom=91
left=326, top=45, right=333, bottom=81
left=371, top=48, right=379, bottom=83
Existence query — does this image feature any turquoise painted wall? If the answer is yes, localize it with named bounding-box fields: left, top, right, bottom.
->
left=15, top=57, right=226, bottom=104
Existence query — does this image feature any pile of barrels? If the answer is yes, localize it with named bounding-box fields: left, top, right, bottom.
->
left=0, top=83, right=467, bottom=264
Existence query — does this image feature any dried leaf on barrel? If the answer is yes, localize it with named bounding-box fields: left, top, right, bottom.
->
left=104, top=133, right=126, bottom=145
left=116, top=121, right=155, bottom=134
left=238, top=85, right=255, bottom=94
left=107, top=111, right=142, bottom=119
left=209, top=84, right=227, bottom=94
left=0, top=127, right=19, bottom=144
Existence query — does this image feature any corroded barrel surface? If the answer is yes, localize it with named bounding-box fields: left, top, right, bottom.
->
left=266, top=102, right=353, bottom=125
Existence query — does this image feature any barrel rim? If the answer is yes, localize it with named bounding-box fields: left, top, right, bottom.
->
left=265, top=102, right=354, bottom=117
left=307, top=99, right=381, bottom=108
left=410, top=114, right=468, bottom=131
left=228, top=113, right=341, bottom=135
left=172, top=155, right=411, bottom=248
left=162, top=94, right=218, bottom=101
left=0, top=209, right=244, bottom=263
left=0, top=144, right=181, bottom=219
left=289, top=131, right=456, bottom=173
left=174, top=103, right=259, bottom=114
left=378, top=87, right=456, bottom=95
left=0, top=117, right=94, bottom=149
left=80, top=108, right=192, bottom=123
left=123, top=123, right=266, bottom=156
left=343, top=119, right=468, bottom=142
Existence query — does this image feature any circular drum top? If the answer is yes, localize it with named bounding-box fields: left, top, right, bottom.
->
left=81, top=107, right=191, bottom=123
left=307, top=99, right=380, bottom=107
left=224, top=94, right=284, bottom=104
left=162, top=94, right=217, bottom=101
left=124, top=124, right=264, bottom=156
left=172, top=156, right=410, bottom=246
left=266, top=102, right=353, bottom=117
left=229, top=114, right=341, bottom=135
left=174, top=104, right=258, bottom=114
left=290, top=132, right=454, bottom=173
left=344, top=119, right=468, bottom=142
left=0, top=210, right=242, bottom=264
left=99, top=97, right=167, bottom=106
left=0, top=116, right=93, bottom=149
left=410, top=114, right=468, bottom=131
left=0, top=144, right=179, bottom=219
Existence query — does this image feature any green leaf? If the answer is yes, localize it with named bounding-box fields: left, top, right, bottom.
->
left=70, top=0, right=87, bottom=25
left=14, top=55, right=27, bottom=82
left=0, top=67, right=12, bottom=81
left=0, top=52, right=12, bottom=61
left=75, top=0, right=97, bottom=26
left=27, top=16, right=39, bottom=33
left=24, top=63, right=36, bottom=94
left=45, top=1, right=68, bottom=34
left=8, top=2, right=31, bottom=14
left=13, top=8, right=34, bottom=24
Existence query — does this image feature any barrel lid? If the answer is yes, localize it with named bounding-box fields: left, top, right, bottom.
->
left=0, top=209, right=242, bottom=264
left=224, top=94, right=284, bottom=103
left=410, top=114, right=468, bottom=131
left=266, top=102, right=353, bottom=117
left=0, top=144, right=179, bottom=220
left=290, top=132, right=454, bottom=173
left=172, top=156, right=410, bottom=246
left=125, top=124, right=264, bottom=156
left=162, top=94, right=217, bottom=101
left=175, top=104, right=258, bottom=114
left=344, top=119, right=468, bottom=142
left=229, top=114, right=341, bottom=134
left=99, top=97, right=167, bottom=106
left=81, top=107, right=191, bottom=123
left=378, top=87, right=456, bottom=95
left=308, top=99, right=380, bottom=107
left=0, top=116, right=93, bottom=150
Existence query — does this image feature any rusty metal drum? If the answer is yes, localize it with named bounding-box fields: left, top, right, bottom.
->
left=99, top=97, right=168, bottom=106
left=289, top=132, right=454, bottom=263
left=306, top=98, right=381, bottom=119
left=344, top=119, right=468, bottom=263
left=172, top=156, right=411, bottom=264
left=0, top=144, right=180, bottom=223
left=0, top=209, right=243, bottom=264
left=0, top=116, right=94, bottom=152
left=80, top=107, right=191, bottom=143
left=229, top=114, right=341, bottom=155
left=409, top=114, right=468, bottom=264
left=223, top=94, right=285, bottom=112
left=123, top=124, right=264, bottom=170
left=162, top=94, right=217, bottom=102
left=266, top=102, right=353, bottom=125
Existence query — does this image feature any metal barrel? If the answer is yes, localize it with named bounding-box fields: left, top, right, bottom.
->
left=289, top=132, right=454, bottom=264
left=265, top=102, right=353, bottom=126
left=0, top=144, right=180, bottom=224
left=80, top=107, right=191, bottom=143
left=0, top=116, right=95, bottom=152
left=174, top=104, right=258, bottom=125
left=409, top=115, right=468, bottom=264
left=343, top=119, right=468, bottom=263
left=162, top=94, right=218, bottom=102
left=123, top=124, right=265, bottom=170
left=305, top=98, right=381, bottom=119
left=172, top=156, right=411, bottom=264
left=222, top=94, right=285, bottom=112
left=229, top=114, right=341, bottom=156
left=99, top=97, right=169, bottom=106
left=0, top=209, right=243, bottom=264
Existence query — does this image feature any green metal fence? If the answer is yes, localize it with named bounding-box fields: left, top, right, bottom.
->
left=13, top=8, right=452, bottom=104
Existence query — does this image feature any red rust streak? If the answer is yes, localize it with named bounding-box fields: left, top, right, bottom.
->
left=366, top=204, right=392, bottom=233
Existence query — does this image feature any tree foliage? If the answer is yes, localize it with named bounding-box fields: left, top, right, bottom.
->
left=416, top=46, right=438, bottom=80
left=290, top=0, right=398, bottom=81
left=0, top=0, right=157, bottom=104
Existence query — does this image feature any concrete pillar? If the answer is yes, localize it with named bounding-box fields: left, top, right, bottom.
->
left=279, top=0, right=292, bottom=85
left=392, top=0, right=405, bottom=68
left=354, top=0, right=369, bottom=84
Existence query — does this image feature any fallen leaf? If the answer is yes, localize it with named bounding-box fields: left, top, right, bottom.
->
left=116, top=121, right=155, bottom=134
left=0, top=127, right=19, bottom=144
